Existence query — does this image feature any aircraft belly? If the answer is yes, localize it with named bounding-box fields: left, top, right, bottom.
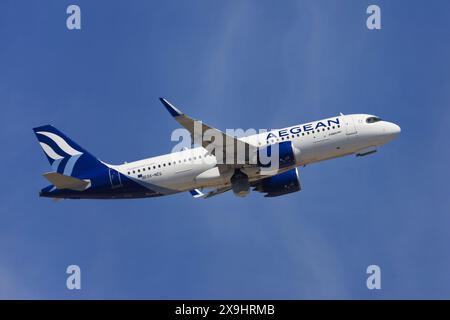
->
left=152, top=163, right=217, bottom=191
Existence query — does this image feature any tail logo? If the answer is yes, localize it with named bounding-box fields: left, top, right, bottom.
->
left=39, top=142, right=64, bottom=160
left=36, top=131, right=82, bottom=156
left=36, top=131, right=83, bottom=176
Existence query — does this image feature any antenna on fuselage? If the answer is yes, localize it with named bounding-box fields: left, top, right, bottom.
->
left=340, top=112, right=344, bottom=116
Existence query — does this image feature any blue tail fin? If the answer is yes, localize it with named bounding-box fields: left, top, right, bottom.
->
left=33, top=125, right=107, bottom=178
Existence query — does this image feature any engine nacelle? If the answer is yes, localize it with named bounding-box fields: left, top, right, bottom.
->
left=255, top=168, right=301, bottom=197
left=257, top=141, right=300, bottom=170
left=230, top=169, right=250, bottom=197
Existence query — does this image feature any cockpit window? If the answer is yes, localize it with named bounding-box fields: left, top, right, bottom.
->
left=366, top=116, right=382, bottom=124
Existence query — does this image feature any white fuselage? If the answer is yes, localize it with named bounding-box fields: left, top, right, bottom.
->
left=113, top=114, right=400, bottom=194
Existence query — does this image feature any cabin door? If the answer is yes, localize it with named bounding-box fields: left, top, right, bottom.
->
left=345, top=116, right=357, bottom=135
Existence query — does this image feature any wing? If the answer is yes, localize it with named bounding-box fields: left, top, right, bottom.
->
left=160, top=98, right=257, bottom=167
left=203, top=187, right=232, bottom=198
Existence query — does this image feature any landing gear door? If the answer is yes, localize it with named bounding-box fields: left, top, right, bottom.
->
left=344, top=116, right=357, bottom=135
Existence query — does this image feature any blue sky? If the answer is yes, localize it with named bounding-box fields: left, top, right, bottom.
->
left=0, top=0, right=449, bottom=299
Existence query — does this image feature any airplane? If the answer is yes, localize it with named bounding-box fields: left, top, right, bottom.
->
left=33, top=98, right=400, bottom=200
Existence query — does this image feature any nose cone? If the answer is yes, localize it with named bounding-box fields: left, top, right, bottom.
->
left=383, top=122, right=401, bottom=141
left=390, top=123, right=401, bottom=135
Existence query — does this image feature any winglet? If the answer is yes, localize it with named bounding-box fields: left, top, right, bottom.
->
left=159, top=98, right=183, bottom=117
left=189, top=189, right=205, bottom=199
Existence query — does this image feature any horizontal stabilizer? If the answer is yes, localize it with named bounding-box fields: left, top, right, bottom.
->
left=43, top=172, right=90, bottom=191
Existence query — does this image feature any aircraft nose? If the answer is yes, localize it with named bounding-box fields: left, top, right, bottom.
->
left=391, top=123, right=401, bottom=135
left=383, top=122, right=401, bottom=140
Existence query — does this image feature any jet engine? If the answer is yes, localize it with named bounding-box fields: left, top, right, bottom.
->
left=230, top=169, right=250, bottom=197
left=254, top=168, right=301, bottom=197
